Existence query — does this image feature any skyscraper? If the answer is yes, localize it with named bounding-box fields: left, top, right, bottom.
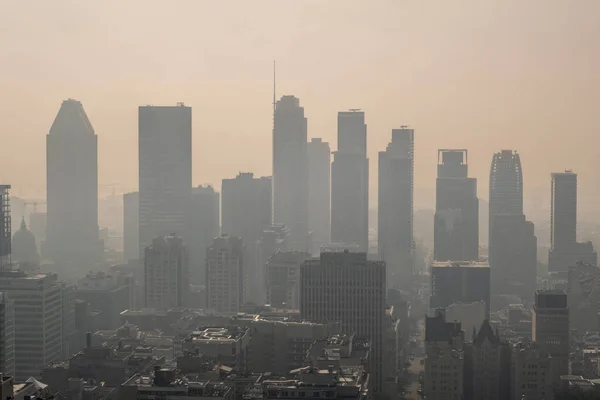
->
left=0, top=291, right=14, bottom=379
left=300, top=251, right=385, bottom=391
left=0, top=185, right=10, bottom=270
left=533, top=290, right=569, bottom=380
left=123, top=191, right=139, bottom=262
left=138, top=104, right=192, bottom=252
left=144, top=235, right=189, bottom=310
left=488, top=150, right=537, bottom=300
left=434, top=149, right=478, bottom=262
left=307, top=138, right=331, bottom=253
left=206, top=235, right=244, bottom=313
left=273, top=96, right=309, bottom=251
left=188, top=185, right=220, bottom=285
left=222, top=173, right=271, bottom=303
left=378, top=127, right=414, bottom=288
left=331, top=110, right=369, bottom=251
left=548, top=171, right=597, bottom=272
left=45, top=99, right=102, bottom=265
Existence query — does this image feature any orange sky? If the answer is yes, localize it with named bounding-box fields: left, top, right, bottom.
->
left=1, top=0, right=599, bottom=218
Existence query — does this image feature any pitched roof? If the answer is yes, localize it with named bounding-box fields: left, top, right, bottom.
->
left=474, top=319, right=500, bottom=346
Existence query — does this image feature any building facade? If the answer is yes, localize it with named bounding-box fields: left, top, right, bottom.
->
left=123, top=191, right=139, bottom=262
left=138, top=104, right=192, bottom=252
left=76, top=271, right=133, bottom=329
left=273, top=95, right=309, bottom=251
left=307, top=138, right=331, bottom=254
left=206, top=236, right=244, bottom=313
left=45, top=99, right=103, bottom=265
left=189, top=185, right=220, bottom=285
left=300, top=251, right=385, bottom=391
left=378, top=127, right=414, bottom=289
left=144, top=235, right=189, bottom=310
left=0, top=292, right=14, bottom=378
left=434, top=149, right=478, bottom=262
left=266, top=251, right=311, bottom=309
left=331, top=111, right=369, bottom=252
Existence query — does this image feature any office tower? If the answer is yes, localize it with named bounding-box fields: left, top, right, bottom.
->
left=430, top=261, right=491, bottom=318
left=424, top=311, right=464, bottom=400
left=11, top=218, right=40, bottom=267
left=273, top=95, right=309, bottom=251
left=143, top=235, right=189, bottom=310
left=0, top=271, right=63, bottom=381
left=45, top=100, right=103, bottom=265
left=567, top=261, right=600, bottom=332
left=378, top=127, right=414, bottom=288
left=206, top=235, right=244, bottom=313
left=257, top=224, right=290, bottom=302
left=488, top=150, right=537, bottom=300
left=548, top=171, right=597, bottom=272
left=434, top=149, right=478, bottom=261
left=222, top=173, right=271, bottom=303
left=123, top=191, right=139, bottom=262
left=75, top=271, right=133, bottom=329
left=0, top=292, right=14, bottom=378
left=266, top=251, right=311, bottom=309
left=533, top=290, right=569, bottom=379
left=331, top=111, right=369, bottom=252
left=307, top=138, right=331, bottom=253
left=138, top=104, right=192, bottom=252
left=0, top=185, right=10, bottom=270
left=300, top=251, right=385, bottom=391
left=188, top=185, right=220, bottom=285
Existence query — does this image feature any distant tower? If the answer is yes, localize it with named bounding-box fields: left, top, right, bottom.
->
left=331, top=110, right=369, bottom=252
left=206, top=235, right=244, bottom=313
left=378, top=127, right=414, bottom=288
left=533, top=290, right=569, bottom=379
left=188, top=185, right=220, bottom=285
left=307, top=138, right=331, bottom=253
left=144, top=235, right=189, bottom=310
left=548, top=171, right=596, bottom=271
left=11, top=217, right=40, bottom=267
left=273, top=96, right=309, bottom=251
left=122, top=191, right=139, bottom=262
left=138, top=104, right=192, bottom=252
left=488, top=150, right=536, bottom=300
left=45, top=99, right=103, bottom=265
left=434, top=150, right=478, bottom=262
left=0, top=185, right=10, bottom=270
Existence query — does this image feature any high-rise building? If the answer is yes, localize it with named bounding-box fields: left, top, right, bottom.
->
left=189, top=185, right=220, bottom=285
left=300, top=251, right=385, bottom=391
left=0, top=292, right=15, bottom=378
left=0, top=271, right=64, bottom=381
left=206, top=235, right=244, bottom=313
left=430, top=261, right=491, bottom=318
left=273, top=95, right=309, bottom=251
left=0, top=185, right=10, bottom=271
left=222, top=173, right=271, bottom=303
left=532, top=290, right=569, bottom=379
left=123, top=191, right=139, bottom=262
left=424, top=311, right=464, bottom=400
left=138, top=104, right=192, bottom=252
left=45, top=99, right=103, bottom=265
left=378, top=127, right=414, bottom=288
left=143, top=235, right=189, bottom=310
left=434, top=149, right=478, bottom=262
left=266, top=251, right=311, bottom=309
left=488, top=150, right=537, bottom=300
left=567, top=261, right=600, bottom=332
left=331, top=111, right=369, bottom=252
left=307, top=138, right=331, bottom=254
left=548, top=171, right=597, bottom=272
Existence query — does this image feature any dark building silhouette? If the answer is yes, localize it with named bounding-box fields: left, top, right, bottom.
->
left=331, top=110, right=369, bottom=252
left=11, top=217, right=39, bottom=267
left=138, top=104, right=192, bottom=252
left=434, top=149, right=478, bottom=262
left=533, top=290, right=569, bottom=381
left=273, top=96, right=309, bottom=251
left=222, top=173, right=272, bottom=304
left=300, top=251, right=385, bottom=392
left=188, top=185, right=220, bottom=285
left=307, top=138, right=331, bottom=253
left=123, top=191, right=139, bottom=262
left=548, top=171, right=597, bottom=272
left=430, top=261, right=491, bottom=318
left=488, top=150, right=537, bottom=301
left=378, top=127, right=414, bottom=288
left=45, top=99, right=103, bottom=265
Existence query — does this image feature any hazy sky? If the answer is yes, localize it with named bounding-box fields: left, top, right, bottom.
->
left=1, top=0, right=599, bottom=217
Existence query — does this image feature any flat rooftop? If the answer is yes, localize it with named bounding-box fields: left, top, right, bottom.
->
left=187, top=327, right=246, bottom=343
left=431, top=260, right=490, bottom=268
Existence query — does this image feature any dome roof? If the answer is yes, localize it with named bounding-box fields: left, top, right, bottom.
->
left=12, top=217, right=40, bottom=265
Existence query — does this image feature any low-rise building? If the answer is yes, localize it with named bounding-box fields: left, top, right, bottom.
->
left=76, top=271, right=133, bottom=329
left=182, top=327, right=250, bottom=369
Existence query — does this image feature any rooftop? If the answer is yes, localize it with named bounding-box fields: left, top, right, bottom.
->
left=431, top=260, right=490, bottom=268
left=186, top=327, right=247, bottom=343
